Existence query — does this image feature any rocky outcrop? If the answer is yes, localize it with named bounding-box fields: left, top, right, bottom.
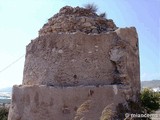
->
left=8, top=5, right=140, bottom=120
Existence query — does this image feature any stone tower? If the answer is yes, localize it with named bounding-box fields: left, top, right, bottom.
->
left=8, top=6, right=140, bottom=120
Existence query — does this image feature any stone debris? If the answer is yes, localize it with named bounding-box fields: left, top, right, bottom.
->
left=39, top=6, right=117, bottom=36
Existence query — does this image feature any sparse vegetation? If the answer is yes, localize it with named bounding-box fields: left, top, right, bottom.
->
left=100, top=104, right=114, bottom=120
left=0, top=107, right=9, bottom=120
left=84, top=3, right=98, bottom=13
left=141, top=88, right=160, bottom=113
left=84, top=3, right=107, bottom=18
left=99, top=12, right=106, bottom=18
left=74, top=100, right=92, bottom=120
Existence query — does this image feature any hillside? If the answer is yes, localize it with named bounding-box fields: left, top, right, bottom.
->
left=0, top=87, right=12, bottom=104
left=141, top=80, right=160, bottom=88
left=0, top=87, right=12, bottom=93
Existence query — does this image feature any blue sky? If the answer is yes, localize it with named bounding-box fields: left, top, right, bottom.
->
left=0, top=0, right=160, bottom=88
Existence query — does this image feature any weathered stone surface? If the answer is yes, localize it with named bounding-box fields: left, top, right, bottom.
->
left=8, top=85, right=126, bottom=120
left=8, top=5, right=140, bottom=120
left=23, top=32, right=117, bottom=86
left=23, top=28, right=140, bottom=92
left=39, top=6, right=117, bottom=36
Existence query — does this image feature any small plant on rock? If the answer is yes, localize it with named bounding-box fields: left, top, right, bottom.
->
left=84, top=3, right=98, bottom=13
left=99, top=12, right=107, bottom=18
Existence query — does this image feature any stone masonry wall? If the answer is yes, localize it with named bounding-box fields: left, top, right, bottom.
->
left=39, top=6, right=117, bottom=36
left=8, top=5, right=140, bottom=120
left=9, top=85, right=126, bottom=120
left=23, top=28, right=140, bottom=94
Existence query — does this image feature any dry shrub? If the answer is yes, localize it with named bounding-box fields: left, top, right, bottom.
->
left=84, top=3, right=98, bottom=13
left=100, top=103, right=115, bottom=120
left=74, top=100, right=93, bottom=120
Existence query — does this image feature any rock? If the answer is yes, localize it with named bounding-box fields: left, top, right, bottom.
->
left=107, top=19, right=115, bottom=28
left=91, top=28, right=99, bottom=34
left=38, top=6, right=117, bottom=36
left=83, top=22, right=92, bottom=27
left=80, top=17, right=86, bottom=23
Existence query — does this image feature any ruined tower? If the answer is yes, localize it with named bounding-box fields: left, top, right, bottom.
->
left=8, top=6, right=140, bottom=120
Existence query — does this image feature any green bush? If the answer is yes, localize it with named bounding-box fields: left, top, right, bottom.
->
left=0, top=107, right=9, bottom=120
left=141, top=88, right=160, bottom=113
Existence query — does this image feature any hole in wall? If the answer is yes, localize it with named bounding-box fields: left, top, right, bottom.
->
left=73, top=75, right=77, bottom=79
